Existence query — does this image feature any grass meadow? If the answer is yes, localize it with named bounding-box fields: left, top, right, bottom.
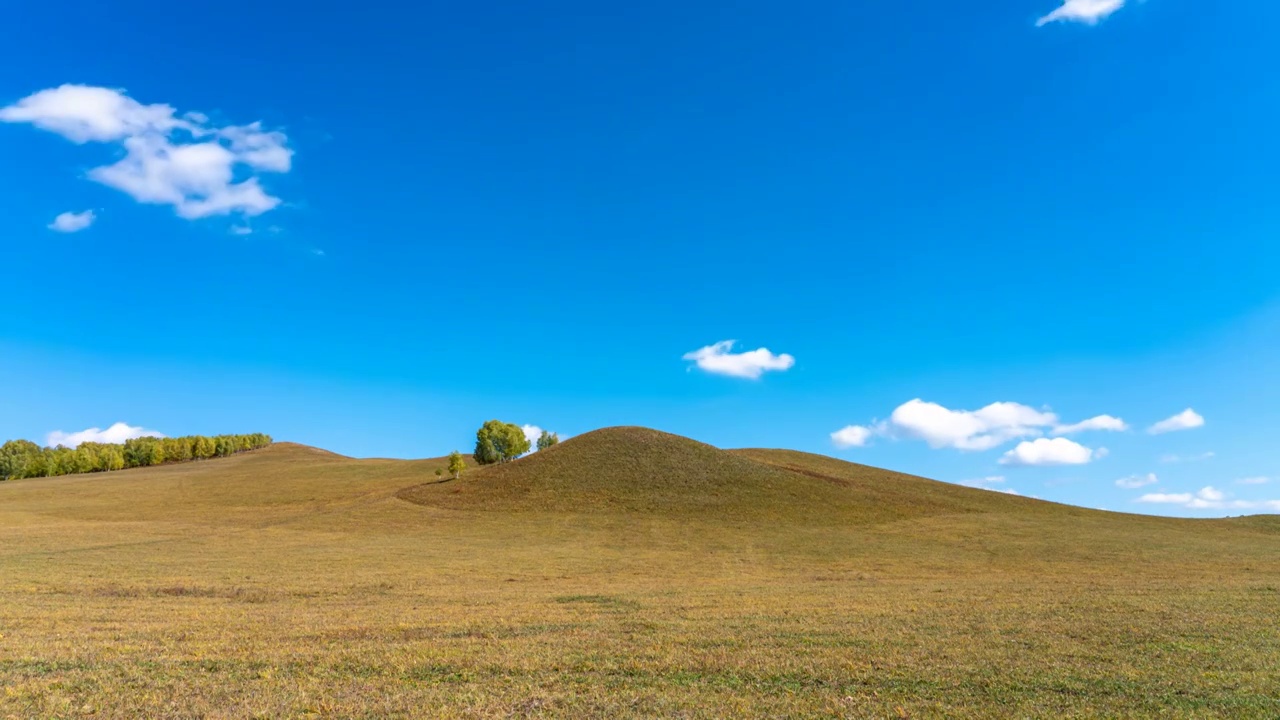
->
left=2, top=432, right=1278, bottom=718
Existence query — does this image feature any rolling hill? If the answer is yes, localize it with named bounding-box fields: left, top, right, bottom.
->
left=1, top=428, right=1278, bottom=719
left=399, top=426, right=1038, bottom=521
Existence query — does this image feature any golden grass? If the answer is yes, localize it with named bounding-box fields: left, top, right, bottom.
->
left=1, top=431, right=1278, bottom=718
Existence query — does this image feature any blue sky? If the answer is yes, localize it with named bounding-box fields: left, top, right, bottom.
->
left=1, top=0, right=1277, bottom=517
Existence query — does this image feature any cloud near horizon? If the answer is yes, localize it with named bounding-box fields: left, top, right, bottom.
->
left=45, top=422, right=164, bottom=449
left=48, top=210, right=96, bottom=233
left=521, top=424, right=544, bottom=449
left=683, top=341, right=795, bottom=380
left=1037, top=0, right=1125, bottom=26
left=830, top=399, right=1121, bottom=453
left=1137, top=486, right=1280, bottom=513
left=1, top=84, right=292, bottom=220
left=957, top=476, right=1020, bottom=495
left=520, top=424, right=566, bottom=452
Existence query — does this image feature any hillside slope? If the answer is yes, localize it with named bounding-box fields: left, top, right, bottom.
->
left=0, top=442, right=455, bottom=527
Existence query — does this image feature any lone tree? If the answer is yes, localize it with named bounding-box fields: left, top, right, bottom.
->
left=473, top=420, right=531, bottom=465
left=448, top=450, right=466, bottom=479
left=536, top=431, right=560, bottom=451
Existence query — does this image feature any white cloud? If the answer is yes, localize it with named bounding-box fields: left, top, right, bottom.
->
left=884, top=399, right=1057, bottom=451
left=0, top=85, right=188, bottom=142
left=1141, top=486, right=1280, bottom=509
left=1036, top=0, right=1125, bottom=26
left=1194, top=486, right=1225, bottom=502
left=999, top=437, right=1101, bottom=467
left=1116, top=472, right=1158, bottom=489
left=831, top=399, right=1126, bottom=455
left=2, top=85, right=292, bottom=220
left=1235, top=477, right=1270, bottom=486
left=1148, top=409, right=1205, bottom=435
left=521, top=424, right=543, bottom=448
left=1137, top=486, right=1280, bottom=513
left=48, top=210, right=96, bottom=233
left=45, top=422, right=164, bottom=449
left=830, top=425, right=873, bottom=449
left=683, top=340, right=795, bottom=380
left=1137, top=491, right=1194, bottom=505
left=1053, top=415, right=1128, bottom=435
left=1159, top=451, right=1214, bottom=464
left=520, top=424, right=564, bottom=453
left=958, top=476, right=1021, bottom=495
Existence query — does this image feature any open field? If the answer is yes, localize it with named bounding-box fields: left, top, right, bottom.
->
left=2, top=429, right=1279, bottom=718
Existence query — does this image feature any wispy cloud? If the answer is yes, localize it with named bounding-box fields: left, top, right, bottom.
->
left=683, top=341, right=795, bottom=380
left=1037, top=0, right=1126, bottom=27
left=2, top=84, right=292, bottom=220
left=48, top=210, right=96, bottom=233
left=1148, top=409, right=1205, bottom=435
left=1235, top=476, right=1270, bottom=486
left=1115, top=472, right=1158, bottom=489
left=46, top=421, right=164, bottom=449
left=1053, top=415, right=1128, bottom=435
left=958, top=476, right=1020, bottom=495
left=1159, top=451, right=1214, bottom=464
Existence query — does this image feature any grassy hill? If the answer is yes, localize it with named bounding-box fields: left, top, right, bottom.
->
left=399, top=426, right=1003, bottom=521
left=1, top=429, right=1278, bottom=718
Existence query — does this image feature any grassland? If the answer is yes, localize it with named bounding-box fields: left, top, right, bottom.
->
left=2, top=428, right=1278, bottom=718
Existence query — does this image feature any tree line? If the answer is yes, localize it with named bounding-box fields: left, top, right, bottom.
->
left=0, top=433, right=273, bottom=481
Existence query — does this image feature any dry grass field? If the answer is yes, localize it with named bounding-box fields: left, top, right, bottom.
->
left=2, top=428, right=1278, bottom=718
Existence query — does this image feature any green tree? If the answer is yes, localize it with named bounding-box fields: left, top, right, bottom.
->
left=474, top=433, right=498, bottom=465
left=99, top=445, right=125, bottom=472
left=71, top=446, right=98, bottom=474
left=192, top=435, right=216, bottom=459
left=162, top=437, right=192, bottom=463
left=49, top=447, right=77, bottom=476
left=124, top=437, right=165, bottom=468
left=0, top=440, right=40, bottom=480
left=536, top=431, right=560, bottom=451
left=448, top=451, right=466, bottom=480
left=214, top=436, right=238, bottom=457
left=26, top=449, right=54, bottom=478
left=473, top=420, right=530, bottom=465
left=77, top=443, right=105, bottom=472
